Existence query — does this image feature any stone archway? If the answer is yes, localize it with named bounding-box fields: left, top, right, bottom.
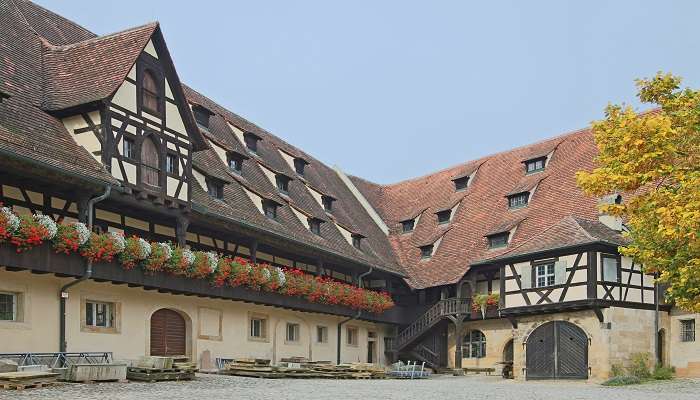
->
left=526, top=321, right=588, bottom=379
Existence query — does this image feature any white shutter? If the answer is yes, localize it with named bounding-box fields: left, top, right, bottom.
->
left=520, top=266, right=531, bottom=289
left=555, top=260, right=567, bottom=285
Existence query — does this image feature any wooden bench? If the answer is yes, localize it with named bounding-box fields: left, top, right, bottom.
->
left=463, top=367, right=495, bottom=375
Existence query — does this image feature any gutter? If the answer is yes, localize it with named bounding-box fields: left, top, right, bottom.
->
left=336, top=266, right=373, bottom=365
left=59, top=185, right=111, bottom=353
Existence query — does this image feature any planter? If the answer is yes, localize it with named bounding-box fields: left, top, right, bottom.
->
left=65, top=363, right=127, bottom=382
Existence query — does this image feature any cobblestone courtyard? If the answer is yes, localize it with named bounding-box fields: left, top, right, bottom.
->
left=2, top=374, right=699, bottom=400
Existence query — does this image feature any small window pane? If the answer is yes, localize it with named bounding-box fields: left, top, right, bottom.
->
left=526, top=158, right=545, bottom=173
left=165, top=154, right=178, bottom=174
left=322, top=196, right=334, bottom=212
left=0, top=293, right=16, bottom=321
left=437, top=210, right=451, bottom=224
left=420, top=245, right=433, bottom=259
left=401, top=219, right=415, bottom=233
left=244, top=133, right=258, bottom=153
left=603, top=255, right=619, bottom=282
left=263, top=202, right=277, bottom=219
left=250, top=318, right=266, bottom=338
left=535, top=263, right=555, bottom=288
left=317, top=326, right=328, bottom=343
left=681, top=320, right=695, bottom=342
left=123, top=138, right=135, bottom=159
left=86, top=301, right=112, bottom=328
left=488, top=233, right=509, bottom=249
left=207, top=180, right=223, bottom=199
left=454, top=176, right=469, bottom=191
left=352, top=235, right=362, bottom=250
left=294, top=158, right=306, bottom=175
left=508, top=192, right=529, bottom=208
left=276, top=175, right=289, bottom=193
left=462, top=330, right=486, bottom=358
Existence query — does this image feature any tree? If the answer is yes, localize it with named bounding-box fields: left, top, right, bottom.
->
left=577, top=72, right=700, bottom=312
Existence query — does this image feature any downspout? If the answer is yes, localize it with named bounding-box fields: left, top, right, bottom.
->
left=337, top=266, right=373, bottom=365
left=59, top=185, right=111, bottom=353
left=654, top=273, right=660, bottom=365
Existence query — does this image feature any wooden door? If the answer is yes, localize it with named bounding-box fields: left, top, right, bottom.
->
left=526, top=321, right=587, bottom=379
left=141, top=137, right=160, bottom=187
left=150, top=309, right=186, bottom=357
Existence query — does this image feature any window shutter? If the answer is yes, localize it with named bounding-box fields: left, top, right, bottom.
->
left=555, top=260, right=567, bottom=285
left=520, top=266, right=531, bottom=289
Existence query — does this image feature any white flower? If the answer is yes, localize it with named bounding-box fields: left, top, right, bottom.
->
left=261, top=268, right=271, bottom=282
left=157, top=242, right=172, bottom=260
left=137, top=238, right=151, bottom=259
left=72, top=222, right=90, bottom=246
left=275, top=267, right=286, bottom=286
left=109, top=232, right=126, bottom=253
left=182, top=248, right=195, bottom=266
left=1, top=207, right=19, bottom=233
left=34, top=214, right=57, bottom=240
left=206, top=251, right=219, bottom=272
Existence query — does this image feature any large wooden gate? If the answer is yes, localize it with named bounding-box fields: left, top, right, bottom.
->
left=526, top=321, right=587, bottom=379
left=150, top=309, right=187, bottom=357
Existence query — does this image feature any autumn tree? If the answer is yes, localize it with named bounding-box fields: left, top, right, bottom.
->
left=577, top=72, right=700, bottom=311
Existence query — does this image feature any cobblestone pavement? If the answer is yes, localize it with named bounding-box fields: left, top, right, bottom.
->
left=2, top=374, right=699, bottom=400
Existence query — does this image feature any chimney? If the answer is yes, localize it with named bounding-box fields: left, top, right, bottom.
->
left=598, top=193, right=623, bottom=231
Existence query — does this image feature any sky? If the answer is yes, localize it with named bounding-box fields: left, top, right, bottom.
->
left=38, top=1, right=700, bottom=184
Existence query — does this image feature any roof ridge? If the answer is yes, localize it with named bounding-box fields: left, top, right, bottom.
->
left=42, top=22, right=158, bottom=51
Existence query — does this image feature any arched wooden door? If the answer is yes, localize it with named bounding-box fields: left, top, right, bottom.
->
left=526, top=321, right=587, bottom=379
left=150, top=309, right=186, bottom=357
left=140, top=137, right=160, bottom=187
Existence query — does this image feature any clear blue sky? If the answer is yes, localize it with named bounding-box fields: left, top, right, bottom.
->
left=38, top=1, right=700, bottom=184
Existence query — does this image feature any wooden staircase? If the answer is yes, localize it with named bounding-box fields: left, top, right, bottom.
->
left=390, top=298, right=471, bottom=353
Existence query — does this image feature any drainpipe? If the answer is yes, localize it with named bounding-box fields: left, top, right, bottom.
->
left=654, top=273, right=660, bottom=365
left=337, top=266, right=373, bottom=365
left=59, top=185, right=111, bottom=353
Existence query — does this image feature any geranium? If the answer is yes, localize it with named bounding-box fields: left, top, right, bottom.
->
left=191, top=251, right=214, bottom=278
left=167, top=246, right=193, bottom=275
left=119, top=236, right=151, bottom=269
left=81, top=232, right=120, bottom=263
left=109, top=232, right=126, bottom=253
left=206, top=251, right=219, bottom=273
left=0, top=206, right=20, bottom=243
left=212, top=257, right=232, bottom=287
left=144, top=242, right=172, bottom=272
left=53, top=223, right=83, bottom=254
left=10, top=214, right=51, bottom=252
left=34, top=214, right=57, bottom=240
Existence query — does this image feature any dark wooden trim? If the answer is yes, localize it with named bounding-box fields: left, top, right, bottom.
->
left=559, top=253, right=583, bottom=302
left=587, top=251, right=597, bottom=299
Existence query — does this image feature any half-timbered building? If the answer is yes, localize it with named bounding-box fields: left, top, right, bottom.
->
left=0, top=0, right=697, bottom=380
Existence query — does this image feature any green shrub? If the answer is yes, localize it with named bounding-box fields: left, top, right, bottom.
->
left=652, top=365, right=675, bottom=380
left=610, top=363, right=625, bottom=377
left=627, top=352, right=652, bottom=379
left=602, top=375, right=642, bottom=386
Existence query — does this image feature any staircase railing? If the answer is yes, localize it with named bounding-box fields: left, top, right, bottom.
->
left=391, top=297, right=471, bottom=351
left=410, top=343, right=441, bottom=368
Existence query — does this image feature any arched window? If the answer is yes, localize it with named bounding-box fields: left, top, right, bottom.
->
left=142, top=69, right=160, bottom=114
left=141, top=136, right=160, bottom=187
left=462, top=330, right=486, bottom=358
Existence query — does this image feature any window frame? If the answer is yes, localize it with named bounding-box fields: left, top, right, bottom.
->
left=285, top=322, right=301, bottom=343
left=453, top=176, right=469, bottom=191
left=420, top=244, right=434, bottom=259
left=276, top=174, right=290, bottom=194
left=462, top=330, right=486, bottom=359
left=227, top=153, right=244, bottom=174
left=680, top=319, right=695, bottom=342
left=244, top=132, right=259, bottom=153
left=601, top=254, right=620, bottom=283
left=0, top=292, right=18, bottom=322
left=507, top=192, right=530, bottom=209
left=316, top=325, right=328, bottom=344
left=192, top=105, right=212, bottom=129
left=206, top=178, right=224, bottom=199
left=294, top=158, right=307, bottom=176
left=321, top=196, right=335, bottom=213
left=436, top=209, right=451, bottom=224
left=249, top=314, right=269, bottom=341
left=401, top=219, right=415, bottom=233
left=487, top=232, right=509, bottom=249
left=525, top=156, right=546, bottom=174
left=535, top=262, right=556, bottom=288
left=165, top=152, right=178, bottom=176
left=352, top=235, right=362, bottom=250
left=263, top=200, right=278, bottom=220
left=346, top=326, right=359, bottom=347
left=85, top=300, right=113, bottom=328
left=141, top=68, right=162, bottom=116
left=122, top=136, right=136, bottom=160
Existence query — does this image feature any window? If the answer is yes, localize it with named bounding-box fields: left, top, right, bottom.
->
left=420, top=244, right=433, bottom=259
left=352, top=234, right=362, bottom=250
left=454, top=176, right=469, bottom=191
left=250, top=316, right=268, bottom=339
left=487, top=233, right=509, bottom=249
left=322, top=196, right=335, bottom=212
left=86, top=301, right=113, bottom=328
left=525, top=157, right=546, bottom=173
left=535, top=263, right=555, bottom=288
left=294, top=158, right=307, bottom=176
left=462, top=330, right=486, bottom=358
left=317, top=325, right=328, bottom=343
left=142, top=69, right=160, bottom=114
left=401, top=219, right=415, bottom=233
left=0, top=292, right=17, bottom=321
left=346, top=326, right=359, bottom=346
left=141, top=137, right=161, bottom=187
left=244, top=132, right=260, bottom=153
left=227, top=153, right=244, bottom=174
left=123, top=137, right=135, bottom=159
left=263, top=200, right=278, bottom=219
left=192, top=105, right=212, bottom=129
left=286, top=322, right=300, bottom=343
left=165, top=153, right=178, bottom=175
left=206, top=179, right=224, bottom=199
left=680, top=319, right=695, bottom=342
left=276, top=175, right=290, bottom=194
left=308, top=218, right=322, bottom=235
left=602, top=254, right=619, bottom=283
left=436, top=210, right=451, bottom=224
left=508, top=192, right=529, bottom=208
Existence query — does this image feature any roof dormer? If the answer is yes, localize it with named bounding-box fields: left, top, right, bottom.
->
left=244, top=131, right=261, bottom=154
left=192, top=104, right=214, bottom=130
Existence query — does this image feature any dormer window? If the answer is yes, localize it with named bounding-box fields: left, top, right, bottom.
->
left=436, top=210, right=451, bottom=224
left=322, top=195, right=335, bottom=212
left=244, top=132, right=260, bottom=154
left=263, top=200, right=278, bottom=219
left=276, top=174, right=291, bottom=194
left=401, top=219, right=415, bottom=233
left=192, top=105, right=213, bottom=129
left=294, top=158, right=308, bottom=176
left=0, top=91, right=10, bottom=103
left=206, top=178, right=224, bottom=199
left=420, top=244, right=434, bottom=259
left=508, top=192, right=529, bottom=209
left=453, top=176, right=469, bottom=191
left=308, top=218, right=322, bottom=235
left=141, top=69, right=161, bottom=115
left=487, top=232, right=509, bottom=249
left=525, top=157, right=546, bottom=174
left=227, top=153, right=244, bottom=174
left=352, top=234, right=363, bottom=250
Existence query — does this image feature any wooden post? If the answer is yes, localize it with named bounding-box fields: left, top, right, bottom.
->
left=175, top=216, right=189, bottom=247
left=453, top=316, right=464, bottom=373
left=76, top=196, right=90, bottom=224
left=250, top=240, right=258, bottom=264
